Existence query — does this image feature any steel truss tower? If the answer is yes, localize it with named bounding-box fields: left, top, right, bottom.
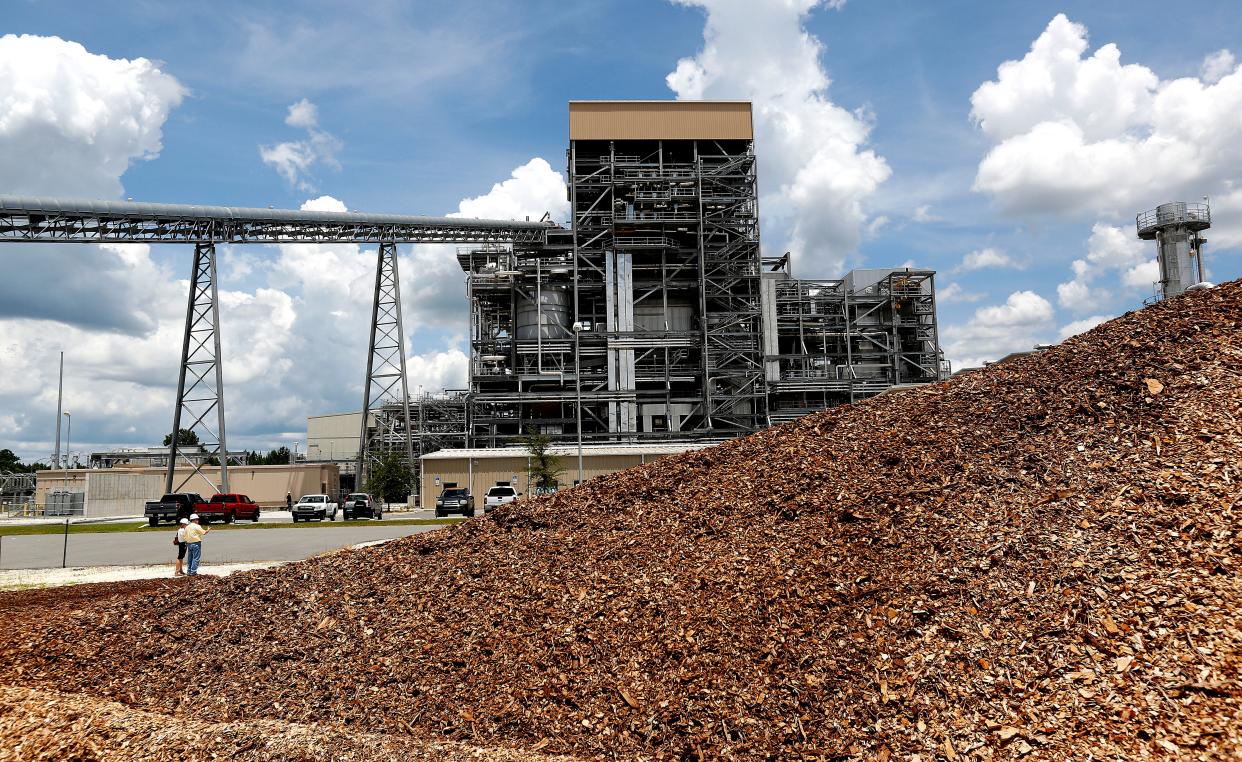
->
left=356, top=242, right=415, bottom=487
left=166, top=243, right=229, bottom=494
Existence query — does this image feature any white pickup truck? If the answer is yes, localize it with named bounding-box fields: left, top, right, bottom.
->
left=292, top=494, right=337, bottom=522
left=483, top=485, right=520, bottom=514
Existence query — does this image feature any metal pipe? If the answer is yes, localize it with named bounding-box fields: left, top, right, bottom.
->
left=576, top=325, right=583, bottom=485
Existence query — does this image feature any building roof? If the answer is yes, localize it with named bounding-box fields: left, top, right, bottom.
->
left=569, top=101, right=753, bottom=141
left=421, top=441, right=719, bottom=461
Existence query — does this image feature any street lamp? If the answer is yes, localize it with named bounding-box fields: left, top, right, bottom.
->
left=572, top=321, right=591, bottom=485
left=62, top=412, right=71, bottom=469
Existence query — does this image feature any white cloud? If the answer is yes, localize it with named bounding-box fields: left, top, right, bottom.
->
left=452, top=158, right=569, bottom=222
left=937, top=282, right=984, bottom=304
left=957, top=247, right=1022, bottom=272
left=259, top=99, right=341, bottom=191
left=1056, top=223, right=1157, bottom=312
left=970, top=14, right=1242, bottom=217
left=666, top=0, right=890, bottom=276
left=912, top=205, right=939, bottom=223
left=941, top=290, right=1054, bottom=369
left=407, top=347, right=469, bottom=392
left=0, top=34, right=185, bottom=198
left=1201, top=49, right=1236, bottom=84
left=285, top=97, right=319, bottom=129
left=1058, top=314, right=1112, bottom=341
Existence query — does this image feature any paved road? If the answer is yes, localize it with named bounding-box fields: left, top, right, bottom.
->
left=0, top=524, right=442, bottom=570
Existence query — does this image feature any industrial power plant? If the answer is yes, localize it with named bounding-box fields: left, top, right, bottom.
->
left=315, top=101, right=947, bottom=495
left=1, top=100, right=1215, bottom=505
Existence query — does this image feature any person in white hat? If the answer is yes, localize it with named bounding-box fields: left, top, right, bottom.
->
left=183, top=514, right=210, bottom=576
left=173, top=518, right=190, bottom=576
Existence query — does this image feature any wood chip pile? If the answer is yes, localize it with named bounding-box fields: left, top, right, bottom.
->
left=2, top=281, right=1240, bottom=760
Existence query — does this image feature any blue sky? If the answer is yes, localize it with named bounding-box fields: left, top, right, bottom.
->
left=1, top=0, right=1240, bottom=463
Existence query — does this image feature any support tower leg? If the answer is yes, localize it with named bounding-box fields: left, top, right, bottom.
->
left=165, top=242, right=229, bottom=494
left=356, top=242, right=415, bottom=491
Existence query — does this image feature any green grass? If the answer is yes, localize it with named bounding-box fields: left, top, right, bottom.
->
left=0, top=517, right=463, bottom=538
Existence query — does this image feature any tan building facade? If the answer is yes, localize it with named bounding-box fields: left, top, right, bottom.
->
left=419, top=443, right=714, bottom=507
left=307, top=411, right=364, bottom=463
left=36, top=463, right=340, bottom=518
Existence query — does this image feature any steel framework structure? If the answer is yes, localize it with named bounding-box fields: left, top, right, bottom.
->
left=459, top=113, right=945, bottom=453
left=0, top=196, right=548, bottom=244
left=356, top=243, right=416, bottom=485
left=0, top=195, right=551, bottom=492
left=166, top=243, right=229, bottom=494
left=465, top=135, right=771, bottom=449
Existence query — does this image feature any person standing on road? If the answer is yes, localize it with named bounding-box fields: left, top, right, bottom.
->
left=183, top=513, right=210, bottom=576
left=173, top=518, right=189, bottom=576
left=286, top=492, right=292, bottom=511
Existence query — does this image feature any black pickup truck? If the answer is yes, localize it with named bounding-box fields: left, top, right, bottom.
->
left=144, top=493, right=205, bottom=526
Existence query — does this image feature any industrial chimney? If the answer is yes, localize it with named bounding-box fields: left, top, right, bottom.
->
left=1136, top=201, right=1211, bottom=299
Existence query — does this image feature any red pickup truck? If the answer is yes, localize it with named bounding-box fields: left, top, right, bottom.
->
left=195, top=493, right=261, bottom=524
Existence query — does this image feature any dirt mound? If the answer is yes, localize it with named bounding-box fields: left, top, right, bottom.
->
left=0, top=577, right=187, bottom=614
left=2, top=282, right=1240, bottom=760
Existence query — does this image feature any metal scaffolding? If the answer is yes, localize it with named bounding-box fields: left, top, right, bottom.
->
left=459, top=105, right=945, bottom=451
left=166, top=243, right=229, bottom=494
left=357, top=243, right=415, bottom=486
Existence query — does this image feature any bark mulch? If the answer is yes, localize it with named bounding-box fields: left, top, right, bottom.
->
left=1, top=281, right=1239, bottom=760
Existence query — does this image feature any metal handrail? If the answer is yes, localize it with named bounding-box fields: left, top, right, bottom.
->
left=1136, top=202, right=1211, bottom=235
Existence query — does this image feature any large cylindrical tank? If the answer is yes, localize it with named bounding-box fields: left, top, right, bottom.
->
left=516, top=288, right=572, bottom=339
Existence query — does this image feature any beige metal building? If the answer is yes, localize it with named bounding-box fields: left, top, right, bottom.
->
left=36, top=463, right=340, bottom=518
left=307, top=411, right=363, bottom=463
left=418, top=442, right=714, bottom=507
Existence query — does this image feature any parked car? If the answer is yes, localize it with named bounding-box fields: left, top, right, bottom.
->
left=143, top=493, right=205, bottom=527
left=435, top=487, right=474, bottom=518
left=483, top=485, right=519, bottom=514
left=343, top=493, right=382, bottom=520
left=292, top=494, right=337, bottom=522
left=197, top=493, right=261, bottom=524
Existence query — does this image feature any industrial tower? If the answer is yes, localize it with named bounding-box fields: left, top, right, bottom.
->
left=1137, top=201, right=1212, bottom=299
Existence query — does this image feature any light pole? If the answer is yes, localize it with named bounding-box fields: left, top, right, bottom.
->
left=54, top=352, right=64, bottom=469
left=62, top=412, right=71, bottom=469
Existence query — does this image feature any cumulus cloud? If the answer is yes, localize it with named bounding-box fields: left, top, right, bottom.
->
left=1055, top=223, right=1157, bottom=312
left=666, top=0, right=890, bottom=276
left=0, top=34, right=185, bottom=198
left=259, top=98, right=342, bottom=191
left=941, top=290, right=1054, bottom=370
left=1201, top=49, right=1236, bottom=84
left=453, top=158, right=569, bottom=222
left=0, top=35, right=187, bottom=335
left=970, top=14, right=1242, bottom=218
left=912, top=205, right=939, bottom=223
left=937, top=282, right=984, bottom=304
left=956, top=247, right=1022, bottom=272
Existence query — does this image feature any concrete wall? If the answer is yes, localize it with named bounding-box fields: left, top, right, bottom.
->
left=36, top=463, right=340, bottom=518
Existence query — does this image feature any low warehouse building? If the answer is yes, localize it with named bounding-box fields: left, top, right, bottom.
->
left=419, top=442, right=714, bottom=508
left=35, top=463, right=340, bottom=518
